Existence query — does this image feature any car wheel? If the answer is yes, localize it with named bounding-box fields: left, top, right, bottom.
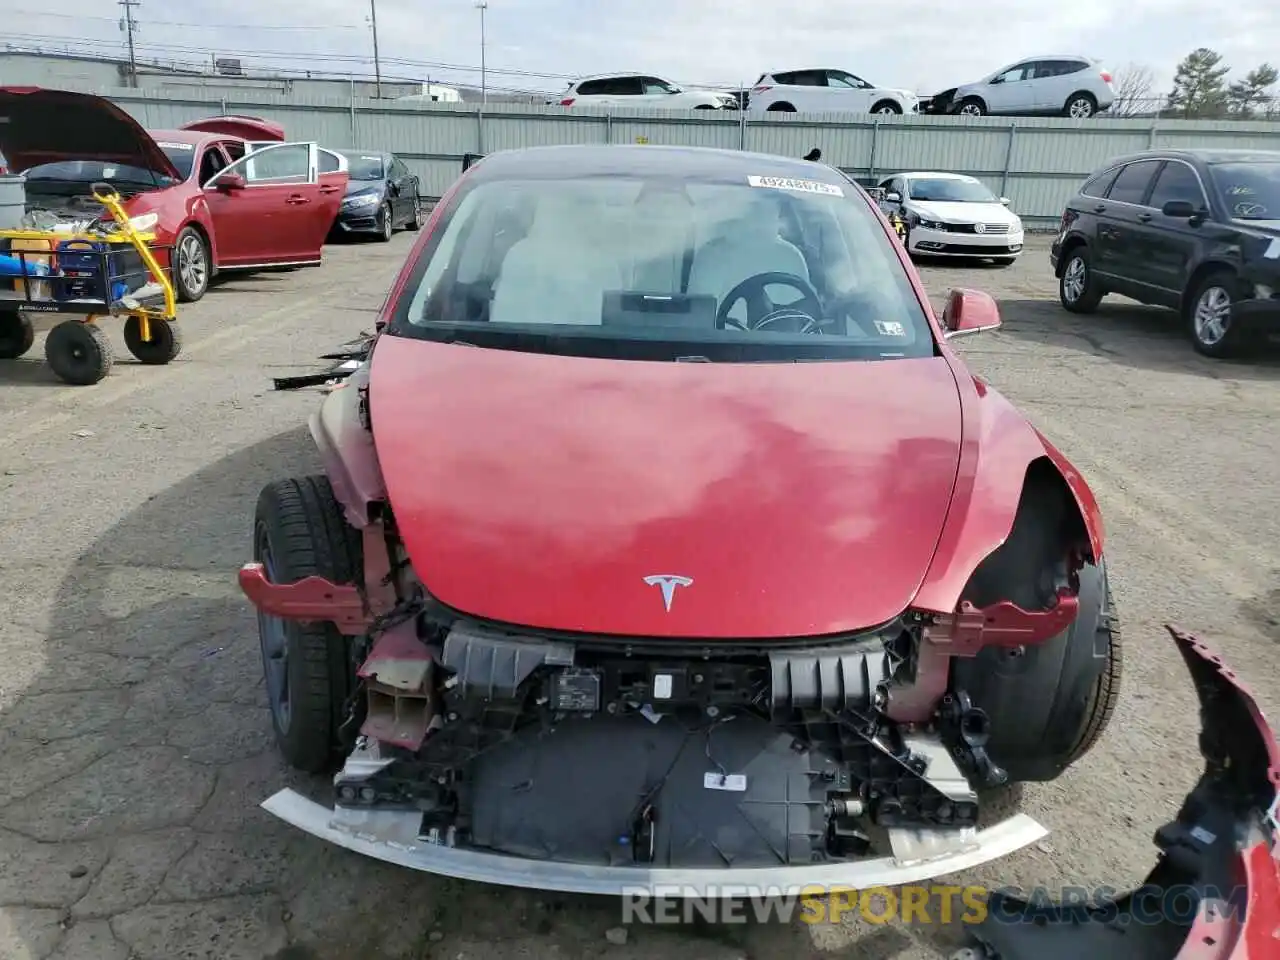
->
left=1186, top=269, right=1247, bottom=358
left=1058, top=246, right=1104, bottom=313
left=953, top=559, right=1122, bottom=783
left=1064, top=92, right=1097, bottom=119
left=253, top=475, right=363, bottom=773
left=172, top=226, right=210, bottom=303
left=44, top=320, right=114, bottom=385
left=377, top=202, right=394, bottom=242
left=871, top=100, right=903, bottom=114
left=405, top=195, right=423, bottom=231
left=766, top=102, right=796, bottom=113
left=957, top=97, right=986, bottom=116
left=0, top=310, right=35, bottom=359
left=123, top=317, right=183, bottom=365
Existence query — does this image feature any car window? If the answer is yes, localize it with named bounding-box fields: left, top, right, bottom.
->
left=21, top=159, right=181, bottom=188
left=575, top=79, right=605, bottom=96
left=1033, top=60, right=1075, bottom=79
left=906, top=177, right=998, bottom=202
left=223, top=141, right=245, bottom=162
left=776, top=71, right=826, bottom=87
left=1106, top=160, right=1161, bottom=205
left=198, top=145, right=228, bottom=184
left=1148, top=161, right=1206, bottom=211
left=319, top=149, right=342, bottom=174
left=641, top=77, right=678, bottom=94
left=1080, top=167, right=1121, bottom=198
left=230, top=144, right=312, bottom=185
left=396, top=175, right=934, bottom=363
left=597, top=76, right=643, bottom=96
left=827, top=70, right=868, bottom=89
left=339, top=152, right=385, bottom=180
left=994, top=64, right=1032, bottom=83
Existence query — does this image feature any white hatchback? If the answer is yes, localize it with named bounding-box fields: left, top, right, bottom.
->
left=552, top=74, right=737, bottom=111
left=875, top=172, right=1026, bottom=265
left=943, top=56, right=1114, bottom=119
left=747, top=69, right=918, bottom=115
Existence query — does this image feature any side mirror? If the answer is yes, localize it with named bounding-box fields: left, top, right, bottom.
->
left=941, top=288, right=1002, bottom=339
left=886, top=191, right=902, bottom=203
left=999, top=196, right=1011, bottom=205
left=389, top=181, right=401, bottom=196
left=1162, top=199, right=1197, bottom=218
left=212, top=171, right=246, bottom=192
left=989, top=76, right=1004, bottom=84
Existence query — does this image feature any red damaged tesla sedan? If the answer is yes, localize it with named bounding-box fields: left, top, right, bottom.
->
left=238, top=145, right=1122, bottom=893
left=0, top=87, right=346, bottom=303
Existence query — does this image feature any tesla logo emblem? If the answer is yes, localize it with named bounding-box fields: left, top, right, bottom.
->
left=974, top=222, right=987, bottom=234
left=643, top=574, right=693, bottom=612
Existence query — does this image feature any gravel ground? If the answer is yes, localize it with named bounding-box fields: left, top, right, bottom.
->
left=1, top=234, right=1278, bottom=960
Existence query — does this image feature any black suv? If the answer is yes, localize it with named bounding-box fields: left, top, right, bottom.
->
left=1050, top=149, right=1280, bottom=357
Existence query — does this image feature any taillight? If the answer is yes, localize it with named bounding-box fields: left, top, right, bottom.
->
left=1100, top=70, right=1112, bottom=84
left=559, top=98, right=575, bottom=106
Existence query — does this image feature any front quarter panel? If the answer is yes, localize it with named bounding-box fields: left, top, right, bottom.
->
left=310, top=360, right=386, bottom=528
left=912, top=374, right=1104, bottom=614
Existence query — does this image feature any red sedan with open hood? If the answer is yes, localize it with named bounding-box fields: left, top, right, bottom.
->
left=237, top=144, right=1120, bottom=894
left=0, top=87, right=346, bottom=303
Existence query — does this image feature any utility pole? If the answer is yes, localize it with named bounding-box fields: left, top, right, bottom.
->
left=369, top=0, right=382, bottom=98
left=476, top=0, right=488, bottom=104
left=118, top=0, right=140, bottom=88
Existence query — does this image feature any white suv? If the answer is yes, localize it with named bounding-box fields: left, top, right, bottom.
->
left=747, top=69, right=919, bottom=115
left=552, top=73, right=737, bottom=110
left=942, top=56, right=1115, bottom=118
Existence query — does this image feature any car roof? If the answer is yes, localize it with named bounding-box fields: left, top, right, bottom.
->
left=1001, top=54, right=1094, bottom=64
left=1101, top=148, right=1280, bottom=167
left=895, top=171, right=976, bottom=181
left=147, top=129, right=218, bottom=147
left=573, top=72, right=669, bottom=82
left=467, top=144, right=856, bottom=188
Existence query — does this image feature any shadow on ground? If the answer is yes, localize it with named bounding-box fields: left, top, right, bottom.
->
left=1, top=425, right=991, bottom=959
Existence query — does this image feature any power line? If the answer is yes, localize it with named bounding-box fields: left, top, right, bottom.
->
left=16, top=8, right=362, bottom=31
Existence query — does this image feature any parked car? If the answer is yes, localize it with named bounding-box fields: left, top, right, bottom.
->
left=0, top=88, right=347, bottom=303
left=875, top=171, right=1025, bottom=264
left=929, top=56, right=1114, bottom=118
left=747, top=69, right=918, bottom=114
left=552, top=73, right=736, bottom=110
left=1051, top=148, right=1280, bottom=357
left=239, top=143, right=1118, bottom=894
left=329, top=150, right=422, bottom=241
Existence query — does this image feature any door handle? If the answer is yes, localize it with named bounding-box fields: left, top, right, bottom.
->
left=1138, top=212, right=1152, bottom=222
left=319, top=185, right=340, bottom=194
left=1093, top=204, right=1106, bottom=213
left=286, top=195, right=310, bottom=204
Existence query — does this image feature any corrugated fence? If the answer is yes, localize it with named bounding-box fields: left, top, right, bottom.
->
left=101, top=88, right=1280, bottom=227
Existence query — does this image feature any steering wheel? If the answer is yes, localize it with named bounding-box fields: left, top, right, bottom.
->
left=716, top=272, right=825, bottom=333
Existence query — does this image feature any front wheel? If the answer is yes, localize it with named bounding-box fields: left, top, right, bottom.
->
left=253, top=476, right=363, bottom=773
left=871, top=100, right=903, bottom=114
left=172, top=226, right=210, bottom=303
left=0, top=310, right=35, bottom=359
left=1186, top=269, right=1247, bottom=358
left=957, top=97, right=986, bottom=117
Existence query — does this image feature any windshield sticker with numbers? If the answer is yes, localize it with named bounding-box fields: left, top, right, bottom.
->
left=747, top=175, right=843, bottom=197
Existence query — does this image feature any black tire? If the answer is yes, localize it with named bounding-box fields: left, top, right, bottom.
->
left=1058, top=245, right=1104, bottom=313
left=0, top=310, right=35, bottom=360
left=957, top=97, right=986, bottom=117
left=767, top=102, right=796, bottom=113
left=253, top=476, right=363, bottom=773
left=1064, top=92, right=1097, bottom=119
left=172, top=225, right=211, bottom=303
left=1185, top=268, right=1247, bottom=358
left=953, top=559, right=1122, bottom=782
left=123, top=317, right=183, bottom=365
left=44, top=320, right=113, bottom=385
left=404, top=195, right=423, bottom=231
left=376, top=202, right=394, bottom=242
left=871, top=100, right=903, bottom=114
left=694, top=104, right=716, bottom=110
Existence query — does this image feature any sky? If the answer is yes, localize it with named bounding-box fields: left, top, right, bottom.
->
left=8, top=0, right=1280, bottom=99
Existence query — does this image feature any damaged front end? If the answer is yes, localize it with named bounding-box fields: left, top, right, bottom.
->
left=955, top=625, right=1280, bottom=960
left=237, top=529, right=1083, bottom=894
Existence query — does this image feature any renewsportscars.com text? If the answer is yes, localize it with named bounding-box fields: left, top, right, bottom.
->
left=620, top=883, right=1249, bottom=925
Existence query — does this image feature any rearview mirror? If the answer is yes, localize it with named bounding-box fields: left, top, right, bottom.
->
left=999, top=196, right=1010, bottom=205
left=212, top=171, right=246, bottom=192
left=1162, top=199, right=1197, bottom=218
left=886, top=191, right=902, bottom=203
left=941, top=288, right=1002, bottom=339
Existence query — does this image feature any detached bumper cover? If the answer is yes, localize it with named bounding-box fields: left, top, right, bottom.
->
left=261, top=789, right=1047, bottom=896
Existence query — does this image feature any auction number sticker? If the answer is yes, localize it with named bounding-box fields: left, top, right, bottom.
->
left=155, top=141, right=194, bottom=150
left=747, top=175, right=843, bottom=197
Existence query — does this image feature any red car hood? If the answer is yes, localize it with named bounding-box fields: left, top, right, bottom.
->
left=179, top=115, right=286, bottom=142
left=368, top=336, right=964, bottom=638
left=0, top=86, right=181, bottom=179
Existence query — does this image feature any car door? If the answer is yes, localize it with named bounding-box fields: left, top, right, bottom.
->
left=1138, top=160, right=1212, bottom=301
left=984, top=62, right=1037, bottom=114
left=317, top=147, right=349, bottom=228
left=201, top=141, right=329, bottom=266
left=824, top=70, right=874, bottom=113
left=1092, top=159, right=1162, bottom=292
left=773, top=70, right=828, bottom=112
left=387, top=156, right=413, bottom=222
left=596, top=76, right=645, bottom=106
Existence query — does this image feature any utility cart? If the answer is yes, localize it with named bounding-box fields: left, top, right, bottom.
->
left=0, top=183, right=180, bottom=386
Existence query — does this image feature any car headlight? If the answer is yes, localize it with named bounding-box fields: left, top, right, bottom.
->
left=1257, top=283, right=1275, bottom=299
left=127, top=212, right=159, bottom=232
left=917, top=218, right=945, bottom=231
left=344, top=192, right=380, bottom=208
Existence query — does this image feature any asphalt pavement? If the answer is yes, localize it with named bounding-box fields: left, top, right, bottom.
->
left=1, top=234, right=1278, bottom=959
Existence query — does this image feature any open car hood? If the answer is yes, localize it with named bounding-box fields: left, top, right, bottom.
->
left=0, top=86, right=181, bottom=178
left=178, top=115, right=286, bottom=142
left=368, top=334, right=966, bottom=639
left=960, top=625, right=1280, bottom=960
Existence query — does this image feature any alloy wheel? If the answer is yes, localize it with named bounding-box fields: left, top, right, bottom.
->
left=178, top=233, right=207, bottom=295
left=1193, top=286, right=1232, bottom=346
left=1062, top=257, right=1087, bottom=302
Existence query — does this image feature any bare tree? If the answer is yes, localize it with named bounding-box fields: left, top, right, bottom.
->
left=1110, top=63, right=1156, bottom=116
